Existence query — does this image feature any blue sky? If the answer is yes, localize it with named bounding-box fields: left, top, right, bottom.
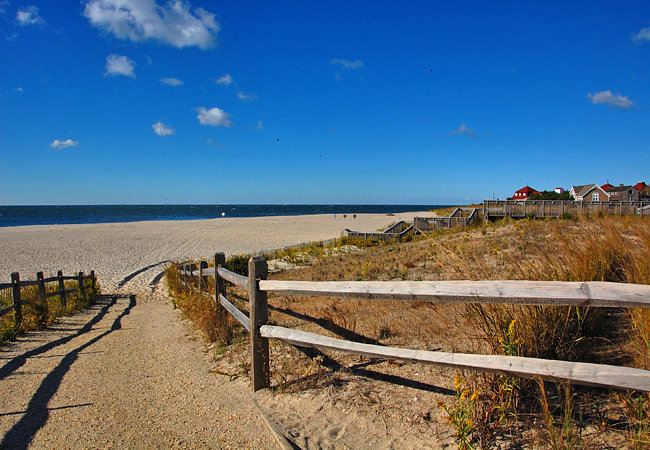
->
left=1, top=1, right=649, bottom=205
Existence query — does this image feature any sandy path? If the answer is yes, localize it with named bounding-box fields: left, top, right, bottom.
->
left=0, top=280, right=277, bottom=449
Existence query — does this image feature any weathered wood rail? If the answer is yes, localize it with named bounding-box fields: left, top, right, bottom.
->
left=414, top=208, right=479, bottom=231
left=483, top=199, right=650, bottom=220
left=178, top=255, right=650, bottom=393
left=344, top=220, right=416, bottom=241
left=0, top=270, right=96, bottom=325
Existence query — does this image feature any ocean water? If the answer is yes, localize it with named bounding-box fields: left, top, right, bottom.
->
left=0, top=205, right=446, bottom=227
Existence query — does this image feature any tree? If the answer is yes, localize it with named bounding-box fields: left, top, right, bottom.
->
left=529, top=191, right=572, bottom=200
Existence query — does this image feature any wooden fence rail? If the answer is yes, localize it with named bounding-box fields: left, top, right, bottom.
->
left=483, top=199, right=650, bottom=220
left=0, top=270, right=96, bottom=323
left=177, top=255, right=650, bottom=393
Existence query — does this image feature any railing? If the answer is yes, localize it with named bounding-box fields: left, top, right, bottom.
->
left=483, top=200, right=650, bottom=220
left=178, top=255, right=650, bottom=393
left=414, top=208, right=479, bottom=231
left=344, top=220, right=416, bottom=241
left=0, top=270, right=96, bottom=325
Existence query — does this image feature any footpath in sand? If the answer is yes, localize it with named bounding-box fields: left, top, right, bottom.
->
left=0, top=275, right=277, bottom=449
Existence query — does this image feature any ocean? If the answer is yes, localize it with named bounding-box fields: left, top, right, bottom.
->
left=0, top=204, right=446, bottom=227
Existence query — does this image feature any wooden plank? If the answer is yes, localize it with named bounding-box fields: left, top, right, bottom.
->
left=15, top=280, right=40, bottom=287
left=0, top=305, right=15, bottom=318
left=259, top=280, right=650, bottom=308
left=0, top=283, right=12, bottom=290
left=78, top=271, right=86, bottom=301
left=11, top=272, right=22, bottom=324
left=249, top=256, right=270, bottom=392
left=201, top=266, right=216, bottom=277
left=57, top=270, right=67, bottom=309
left=37, top=272, right=47, bottom=315
left=260, top=325, right=650, bottom=392
left=215, top=294, right=250, bottom=332
left=214, top=253, right=226, bottom=299
left=42, top=276, right=58, bottom=283
left=218, top=267, right=249, bottom=289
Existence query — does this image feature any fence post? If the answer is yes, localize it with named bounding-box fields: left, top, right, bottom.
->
left=189, top=263, right=197, bottom=289
left=199, top=261, right=208, bottom=291
left=78, top=271, right=86, bottom=302
left=11, top=272, right=22, bottom=326
left=248, top=256, right=270, bottom=392
left=90, top=270, right=96, bottom=289
left=179, top=263, right=185, bottom=291
left=57, top=270, right=67, bottom=309
left=37, top=271, right=48, bottom=315
left=214, top=253, right=226, bottom=302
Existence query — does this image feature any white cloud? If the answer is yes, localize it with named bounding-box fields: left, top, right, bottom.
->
left=16, top=5, right=45, bottom=26
left=450, top=124, right=478, bottom=138
left=587, top=90, right=633, bottom=109
left=237, top=91, right=257, bottom=101
left=633, top=26, right=650, bottom=42
left=215, top=73, right=233, bottom=85
left=14, top=87, right=23, bottom=93
left=256, top=121, right=263, bottom=130
left=152, top=121, right=175, bottom=136
left=50, top=139, right=80, bottom=149
left=196, top=107, right=232, bottom=127
left=84, top=0, right=219, bottom=49
left=331, top=58, right=364, bottom=69
left=105, top=54, right=136, bottom=78
left=159, top=77, right=183, bottom=86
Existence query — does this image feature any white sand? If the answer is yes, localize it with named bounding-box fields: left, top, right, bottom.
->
left=0, top=212, right=433, bottom=291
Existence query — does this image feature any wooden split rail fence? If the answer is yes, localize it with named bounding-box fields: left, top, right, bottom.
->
left=0, top=270, right=96, bottom=325
left=179, top=256, right=650, bottom=393
left=344, top=220, right=416, bottom=241
left=483, top=199, right=650, bottom=220
left=414, top=207, right=480, bottom=231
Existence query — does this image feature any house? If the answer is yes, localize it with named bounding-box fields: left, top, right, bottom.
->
left=554, top=187, right=564, bottom=194
left=570, top=184, right=610, bottom=202
left=601, top=182, right=614, bottom=191
left=634, top=181, right=647, bottom=192
left=606, top=185, right=640, bottom=202
left=511, top=185, right=541, bottom=200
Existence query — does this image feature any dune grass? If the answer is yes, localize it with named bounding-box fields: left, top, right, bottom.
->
left=167, top=215, right=650, bottom=447
left=0, top=276, right=100, bottom=345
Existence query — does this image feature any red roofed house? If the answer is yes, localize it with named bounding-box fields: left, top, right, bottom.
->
left=601, top=182, right=614, bottom=191
left=511, top=186, right=541, bottom=200
left=634, top=182, right=647, bottom=192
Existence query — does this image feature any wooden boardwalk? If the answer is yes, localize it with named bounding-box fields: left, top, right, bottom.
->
left=483, top=200, right=650, bottom=220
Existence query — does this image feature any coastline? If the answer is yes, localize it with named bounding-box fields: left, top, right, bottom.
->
left=0, top=211, right=434, bottom=291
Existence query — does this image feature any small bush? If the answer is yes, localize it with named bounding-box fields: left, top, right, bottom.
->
left=165, top=263, right=238, bottom=346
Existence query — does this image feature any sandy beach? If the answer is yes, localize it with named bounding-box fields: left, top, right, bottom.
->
left=0, top=211, right=433, bottom=291
left=1, top=210, right=446, bottom=448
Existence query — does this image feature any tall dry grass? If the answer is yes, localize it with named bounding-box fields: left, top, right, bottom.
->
left=165, top=262, right=238, bottom=346
left=0, top=277, right=100, bottom=345
left=263, top=215, right=649, bottom=447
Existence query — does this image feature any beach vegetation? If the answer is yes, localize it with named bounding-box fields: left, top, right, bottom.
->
left=166, top=214, right=650, bottom=447
left=0, top=276, right=100, bottom=345
left=165, top=262, right=241, bottom=346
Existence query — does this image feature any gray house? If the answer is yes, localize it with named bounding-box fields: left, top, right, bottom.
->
left=570, top=184, right=610, bottom=202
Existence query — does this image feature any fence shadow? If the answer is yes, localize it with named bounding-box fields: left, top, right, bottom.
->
left=0, top=295, right=120, bottom=381
left=268, top=306, right=453, bottom=394
left=0, top=295, right=136, bottom=450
